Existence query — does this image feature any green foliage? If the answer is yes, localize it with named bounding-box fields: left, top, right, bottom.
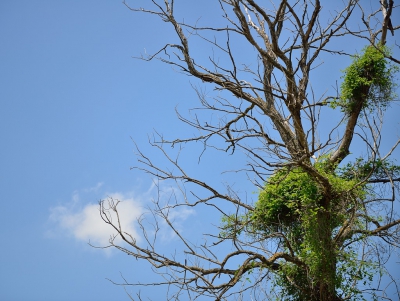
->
left=331, top=45, right=398, bottom=114
left=249, top=164, right=369, bottom=300
left=220, top=160, right=378, bottom=300
left=251, top=164, right=364, bottom=233
left=219, top=214, right=248, bottom=238
left=251, top=167, right=315, bottom=231
left=339, top=157, right=400, bottom=181
left=335, top=248, right=380, bottom=301
left=272, top=262, right=311, bottom=301
left=272, top=256, right=378, bottom=301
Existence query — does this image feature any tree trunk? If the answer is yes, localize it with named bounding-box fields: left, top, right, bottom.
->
left=312, top=209, right=338, bottom=301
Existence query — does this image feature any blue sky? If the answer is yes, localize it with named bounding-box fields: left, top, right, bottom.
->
left=1, top=1, right=399, bottom=301
left=0, top=2, right=225, bottom=300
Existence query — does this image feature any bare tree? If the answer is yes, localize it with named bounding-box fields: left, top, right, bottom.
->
left=98, top=1, right=400, bottom=300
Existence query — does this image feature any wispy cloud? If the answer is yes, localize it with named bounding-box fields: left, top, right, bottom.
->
left=48, top=187, right=143, bottom=251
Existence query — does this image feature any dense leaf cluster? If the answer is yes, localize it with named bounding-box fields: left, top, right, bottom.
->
left=332, top=46, right=398, bottom=114
left=252, top=165, right=364, bottom=232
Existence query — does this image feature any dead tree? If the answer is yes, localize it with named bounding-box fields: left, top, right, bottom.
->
left=98, top=1, right=400, bottom=300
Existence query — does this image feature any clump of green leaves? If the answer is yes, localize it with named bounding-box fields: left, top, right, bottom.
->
left=332, top=45, right=398, bottom=114
left=251, top=165, right=366, bottom=294
left=251, top=167, right=316, bottom=231
left=251, top=165, right=364, bottom=233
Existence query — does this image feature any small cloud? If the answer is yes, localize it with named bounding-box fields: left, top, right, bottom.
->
left=48, top=181, right=197, bottom=254
left=48, top=190, right=142, bottom=251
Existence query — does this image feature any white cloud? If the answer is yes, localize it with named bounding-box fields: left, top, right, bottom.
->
left=48, top=181, right=198, bottom=254
left=48, top=190, right=143, bottom=250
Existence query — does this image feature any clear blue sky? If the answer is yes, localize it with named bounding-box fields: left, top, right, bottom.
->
left=1, top=1, right=399, bottom=301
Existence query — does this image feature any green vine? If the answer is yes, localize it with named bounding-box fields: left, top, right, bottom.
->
left=251, top=164, right=364, bottom=233
left=331, top=45, right=398, bottom=114
left=220, top=160, right=373, bottom=300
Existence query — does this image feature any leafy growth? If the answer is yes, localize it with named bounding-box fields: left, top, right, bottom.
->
left=332, top=45, right=398, bottom=114
left=220, top=160, right=382, bottom=300
left=251, top=164, right=364, bottom=233
left=339, top=157, right=400, bottom=181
